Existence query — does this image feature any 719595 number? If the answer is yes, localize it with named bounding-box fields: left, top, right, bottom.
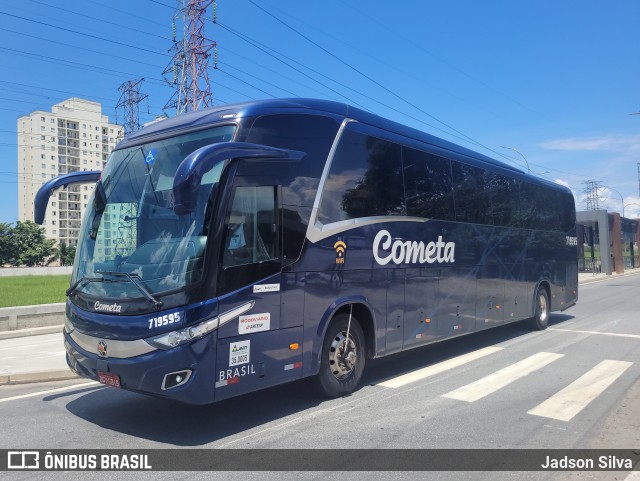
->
left=148, top=312, right=182, bottom=329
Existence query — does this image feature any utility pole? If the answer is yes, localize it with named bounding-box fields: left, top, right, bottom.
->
left=115, top=78, right=148, bottom=136
left=163, top=0, right=217, bottom=116
left=583, top=180, right=602, bottom=211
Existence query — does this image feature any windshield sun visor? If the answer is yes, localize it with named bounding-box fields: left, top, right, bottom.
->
left=172, top=141, right=305, bottom=215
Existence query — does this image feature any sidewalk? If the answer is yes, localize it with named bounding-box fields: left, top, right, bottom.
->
left=0, top=331, right=71, bottom=385
left=1, top=269, right=639, bottom=386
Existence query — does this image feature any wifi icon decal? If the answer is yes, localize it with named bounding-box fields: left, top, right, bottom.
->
left=334, top=240, right=347, bottom=265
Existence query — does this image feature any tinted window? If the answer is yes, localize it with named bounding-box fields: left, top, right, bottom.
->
left=558, top=190, right=576, bottom=231
left=245, top=114, right=340, bottom=206
left=452, top=162, right=491, bottom=224
left=486, top=172, right=519, bottom=227
left=518, top=181, right=576, bottom=231
left=318, top=129, right=403, bottom=224
left=403, top=147, right=454, bottom=220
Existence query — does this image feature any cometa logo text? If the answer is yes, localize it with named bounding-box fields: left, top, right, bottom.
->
left=94, top=301, right=123, bottom=313
left=373, top=229, right=455, bottom=265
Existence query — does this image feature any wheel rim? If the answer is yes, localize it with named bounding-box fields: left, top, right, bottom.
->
left=538, top=292, right=548, bottom=323
left=329, top=331, right=357, bottom=380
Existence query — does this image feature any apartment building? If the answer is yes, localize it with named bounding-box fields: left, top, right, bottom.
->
left=17, top=98, right=123, bottom=247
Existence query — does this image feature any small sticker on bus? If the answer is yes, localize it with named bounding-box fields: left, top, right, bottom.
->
left=238, top=313, right=270, bottom=334
left=253, top=283, right=280, bottom=293
left=145, top=148, right=158, bottom=165
left=229, top=340, right=250, bottom=367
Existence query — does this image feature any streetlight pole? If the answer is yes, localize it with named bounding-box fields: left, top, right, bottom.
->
left=500, top=145, right=531, bottom=174
left=604, top=186, right=626, bottom=217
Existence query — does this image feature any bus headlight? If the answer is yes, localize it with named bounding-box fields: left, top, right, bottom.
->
left=145, top=301, right=254, bottom=350
left=64, top=316, right=75, bottom=334
left=146, top=317, right=219, bottom=349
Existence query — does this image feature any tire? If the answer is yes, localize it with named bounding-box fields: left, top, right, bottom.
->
left=528, top=286, right=550, bottom=330
left=314, top=313, right=366, bottom=398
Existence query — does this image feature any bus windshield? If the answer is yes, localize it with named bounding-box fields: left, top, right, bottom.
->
left=72, top=125, right=236, bottom=302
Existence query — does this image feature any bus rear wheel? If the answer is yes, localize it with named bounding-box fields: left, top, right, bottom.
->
left=528, top=286, right=550, bottom=330
left=315, top=313, right=366, bottom=398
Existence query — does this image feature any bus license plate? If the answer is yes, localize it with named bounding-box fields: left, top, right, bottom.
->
left=98, top=371, right=121, bottom=388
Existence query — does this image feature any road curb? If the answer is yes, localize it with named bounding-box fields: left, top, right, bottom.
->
left=579, top=269, right=640, bottom=285
left=0, top=325, right=63, bottom=340
left=0, top=369, right=79, bottom=386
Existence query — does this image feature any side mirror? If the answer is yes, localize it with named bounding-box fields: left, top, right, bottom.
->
left=34, top=171, right=101, bottom=224
left=172, top=142, right=305, bottom=215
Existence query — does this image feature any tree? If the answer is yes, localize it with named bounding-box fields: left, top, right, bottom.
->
left=9, top=221, right=54, bottom=267
left=0, top=222, right=14, bottom=265
left=52, top=242, right=76, bottom=266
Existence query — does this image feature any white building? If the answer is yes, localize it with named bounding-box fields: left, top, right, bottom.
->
left=17, top=98, right=123, bottom=247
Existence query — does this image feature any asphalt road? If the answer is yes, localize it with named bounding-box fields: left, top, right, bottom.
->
left=1, top=273, right=639, bottom=480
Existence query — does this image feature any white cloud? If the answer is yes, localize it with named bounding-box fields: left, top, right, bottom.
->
left=541, top=134, right=640, bottom=153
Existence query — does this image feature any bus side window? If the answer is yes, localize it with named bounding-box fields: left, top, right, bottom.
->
left=403, top=147, right=454, bottom=221
left=452, top=162, right=490, bottom=225
left=219, top=185, right=280, bottom=293
left=317, top=129, right=403, bottom=225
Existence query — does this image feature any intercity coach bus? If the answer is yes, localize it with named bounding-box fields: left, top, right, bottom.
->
left=35, top=99, right=578, bottom=404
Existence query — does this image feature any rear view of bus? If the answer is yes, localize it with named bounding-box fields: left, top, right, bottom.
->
left=34, top=99, right=578, bottom=404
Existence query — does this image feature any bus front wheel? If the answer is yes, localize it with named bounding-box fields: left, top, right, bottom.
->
left=528, top=286, right=550, bottom=330
left=315, top=313, right=366, bottom=398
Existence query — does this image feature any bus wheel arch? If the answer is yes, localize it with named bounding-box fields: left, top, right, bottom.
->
left=528, top=282, right=550, bottom=330
left=333, top=303, right=375, bottom=359
left=314, top=303, right=372, bottom=398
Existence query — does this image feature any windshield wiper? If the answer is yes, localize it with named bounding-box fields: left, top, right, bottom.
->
left=98, top=271, right=164, bottom=310
left=66, top=276, right=104, bottom=297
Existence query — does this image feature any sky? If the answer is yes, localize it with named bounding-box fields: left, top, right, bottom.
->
left=1, top=0, right=639, bottom=223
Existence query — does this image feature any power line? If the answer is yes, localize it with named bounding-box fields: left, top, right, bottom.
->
left=0, top=10, right=167, bottom=57
left=86, top=0, right=169, bottom=29
left=264, top=1, right=522, bottom=128
left=217, top=21, right=371, bottom=111
left=217, top=22, right=500, bottom=148
left=28, top=0, right=173, bottom=43
left=0, top=26, right=166, bottom=71
left=246, top=1, right=510, bottom=161
left=220, top=63, right=298, bottom=97
left=340, top=0, right=541, bottom=119
left=0, top=46, right=167, bottom=83
left=217, top=68, right=275, bottom=99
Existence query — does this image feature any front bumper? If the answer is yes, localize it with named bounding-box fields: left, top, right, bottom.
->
left=64, top=329, right=219, bottom=405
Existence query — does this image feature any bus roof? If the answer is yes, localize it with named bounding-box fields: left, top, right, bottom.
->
left=118, top=98, right=531, bottom=179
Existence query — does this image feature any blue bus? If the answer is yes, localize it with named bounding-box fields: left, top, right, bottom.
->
left=35, top=99, right=578, bottom=404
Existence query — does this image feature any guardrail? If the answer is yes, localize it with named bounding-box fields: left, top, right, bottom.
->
left=0, top=266, right=73, bottom=277
left=0, top=303, right=65, bottom=332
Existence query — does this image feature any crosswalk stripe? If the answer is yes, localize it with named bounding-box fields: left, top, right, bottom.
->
left=527, top=359, right=632, bottom=422
left=377, top=346, right=503, bottom=389
left=442, top=352, right=564, bottom=402
left=550, top=328, right=640, bottom=340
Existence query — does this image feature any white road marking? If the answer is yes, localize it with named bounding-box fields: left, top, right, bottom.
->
left=527, top=359, right=632, bottom=422
left=550, top=328, right=640, bottom=340
left=443, top=352, right=564, bottom=402
left=624, top=469, right=640, bottom=480
left=0, top=381, right=100, bottom=404
left=377, top=346, right=503, bottom=389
